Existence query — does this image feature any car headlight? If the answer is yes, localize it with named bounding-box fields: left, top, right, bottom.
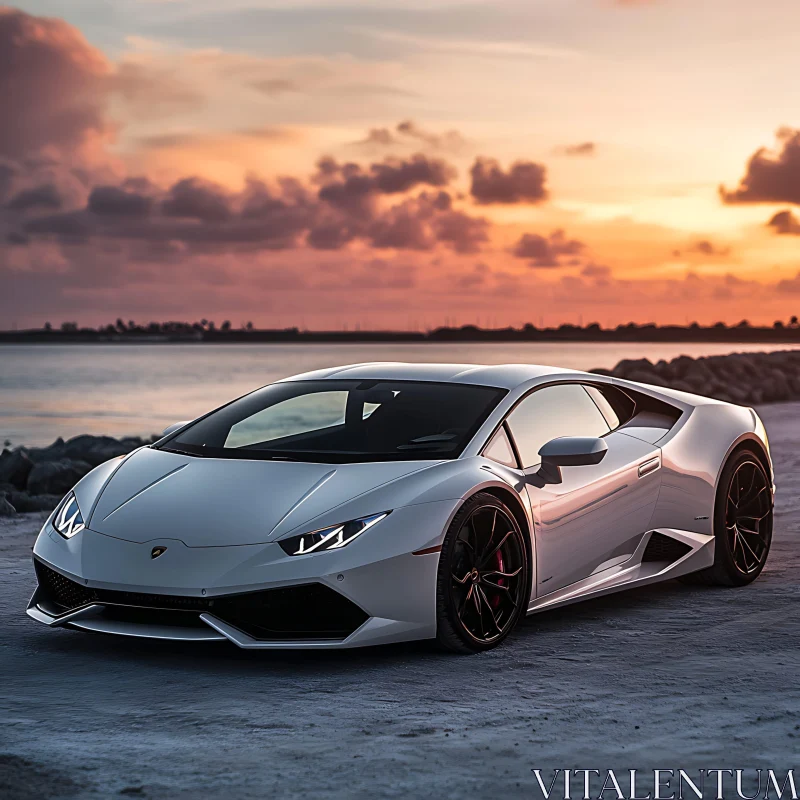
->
left=278, top=512, right=390, bottom=556
left=52, top=492, right=86, bottom=539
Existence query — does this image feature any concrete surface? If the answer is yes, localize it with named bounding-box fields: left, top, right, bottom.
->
left=1, top=403, right=798, bottom=799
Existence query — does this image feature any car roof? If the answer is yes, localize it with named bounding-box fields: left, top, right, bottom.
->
left=279, top=362, right=583, bottom=390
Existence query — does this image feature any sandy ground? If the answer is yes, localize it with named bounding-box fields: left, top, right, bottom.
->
left=1, top=404, right=798, bottom=799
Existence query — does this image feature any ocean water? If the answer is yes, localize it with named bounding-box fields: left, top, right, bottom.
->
left=2, top=342, right=798, bottom=447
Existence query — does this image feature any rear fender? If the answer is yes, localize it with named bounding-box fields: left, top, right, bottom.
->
left=649, top=403, right=759, bottom=535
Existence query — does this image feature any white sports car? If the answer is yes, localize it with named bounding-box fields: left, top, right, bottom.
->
left=28, top=362, right=774, bottom=653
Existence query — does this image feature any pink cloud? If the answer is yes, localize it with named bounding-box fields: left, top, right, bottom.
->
left=0, top=7, right=111, bottom=161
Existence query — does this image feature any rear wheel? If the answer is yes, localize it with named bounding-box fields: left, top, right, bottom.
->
left=435, top=493, right=529, bottom=653
left=681, top=450, right=773, bottom=586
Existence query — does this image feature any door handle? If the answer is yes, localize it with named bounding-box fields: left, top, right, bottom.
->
left=638, top=456, right=661, bottom=477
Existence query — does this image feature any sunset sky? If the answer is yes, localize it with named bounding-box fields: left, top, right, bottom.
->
left=2, top=0, right=800, bottom=330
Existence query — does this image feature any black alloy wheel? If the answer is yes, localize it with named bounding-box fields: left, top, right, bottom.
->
left=725, top=458, right=772, bottom=576
left=436, top=493, right=529, bottom=653
left=680, top=449, right=773, bottom=587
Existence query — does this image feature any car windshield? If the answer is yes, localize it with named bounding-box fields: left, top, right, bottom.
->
left=159, top=379, right=506, bottom=463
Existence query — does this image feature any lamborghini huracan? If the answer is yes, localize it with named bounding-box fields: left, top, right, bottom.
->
left=28, top=362, right=775, bottom=653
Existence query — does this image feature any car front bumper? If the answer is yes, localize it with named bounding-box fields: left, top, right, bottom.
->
left=27, top=499, right=459, bottom=649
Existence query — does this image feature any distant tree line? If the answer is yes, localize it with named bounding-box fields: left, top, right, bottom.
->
left=44, top=318, right=250, bottom=335
left=7, top=315, right=800, bottom=344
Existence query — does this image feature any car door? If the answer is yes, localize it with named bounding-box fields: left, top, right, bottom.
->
left=506, top=382, right=662, bottom=597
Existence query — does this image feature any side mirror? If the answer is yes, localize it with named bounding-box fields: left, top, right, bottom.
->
left=161, top=420, right=191, bottom=437
left=536, top=436, right=608, bottom=484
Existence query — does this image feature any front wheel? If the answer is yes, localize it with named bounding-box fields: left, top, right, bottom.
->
left=435, top=493, right=530, bottom=653
left=681, top=450, right=773, bottom=586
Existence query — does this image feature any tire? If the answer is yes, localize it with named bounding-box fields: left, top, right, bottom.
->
left=680, top=449, right=773, bottom=587
left=435, top=492, right=530, bottom=653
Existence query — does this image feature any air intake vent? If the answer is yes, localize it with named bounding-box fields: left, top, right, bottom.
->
left=641, top=532, right=692, bottom=563
left=211, top=584, right=368, bottom=640
left=35, top=561, right=98, bottom=610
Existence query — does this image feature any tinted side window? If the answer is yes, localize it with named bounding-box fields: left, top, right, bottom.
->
left=585, top=385, right=621, bottom=430
left=506, top=384, right=610, bottom=468
left=482, top=426, right=518, bottom=468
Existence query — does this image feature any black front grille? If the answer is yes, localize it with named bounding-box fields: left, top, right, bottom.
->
left=36, top=561, right=99, bottom=610
left=641, top=532, right=692, bottom=563
left=34, top=560, right=368, bottom=640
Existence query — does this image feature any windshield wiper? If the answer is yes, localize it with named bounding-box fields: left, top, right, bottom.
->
left=396, top=444, right=452, bottom=452
left=408, top=434, right=457, bottom=443
left=396, top=433, right=456, bottom=452
left=245, top=452, right=305, bottom=461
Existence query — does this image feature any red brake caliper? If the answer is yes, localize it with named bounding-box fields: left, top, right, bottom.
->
left=491, top=550, right=504, bottom=609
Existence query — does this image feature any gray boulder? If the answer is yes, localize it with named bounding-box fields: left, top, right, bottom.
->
left=0, top=496, right=17, bottom=516
left=27, top=459, right=92, bottom=496
left=29, top=434, right=147, bottom=467
left=612, top=358, right=654, bottom=378
left=667, top=355, right=696, bottom=379
left=0, top=448, right=34, bottom=489
left=652, top=360, right=671, bottom=379
left=726, top=384, right=751, bottom=405
left=62, top=435, right=136, bottom=467
left=8, top=491, right=61, bottom=512
left=626, top=370, right=668, bottom=387
left=26, top=438, right=65, bottom=463
left=604, top=349, right=800, bottom=405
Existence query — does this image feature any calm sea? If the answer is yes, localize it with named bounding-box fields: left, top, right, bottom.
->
left=2, top=342, right=797, bottom=447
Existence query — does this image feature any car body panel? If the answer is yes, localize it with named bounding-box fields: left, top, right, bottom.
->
left=27, top=361, right=775, bottom=650
left=649, top=402, right=767, bottom=536
left=527, top=430, right=662, bottom=595
left=87, top=446, right=440, bottom=546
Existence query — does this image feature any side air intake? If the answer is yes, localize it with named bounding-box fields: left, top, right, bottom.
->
left=641, top=532, right=692, bottom=563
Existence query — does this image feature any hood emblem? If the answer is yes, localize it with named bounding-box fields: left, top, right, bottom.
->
left=151, top=546, right=167, bottom=559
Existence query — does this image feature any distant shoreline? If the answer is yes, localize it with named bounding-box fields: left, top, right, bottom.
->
left=3, top=323, right=800, bottom=345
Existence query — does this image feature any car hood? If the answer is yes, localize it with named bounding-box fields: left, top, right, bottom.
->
left=86, top=447, right=438, bottom=547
